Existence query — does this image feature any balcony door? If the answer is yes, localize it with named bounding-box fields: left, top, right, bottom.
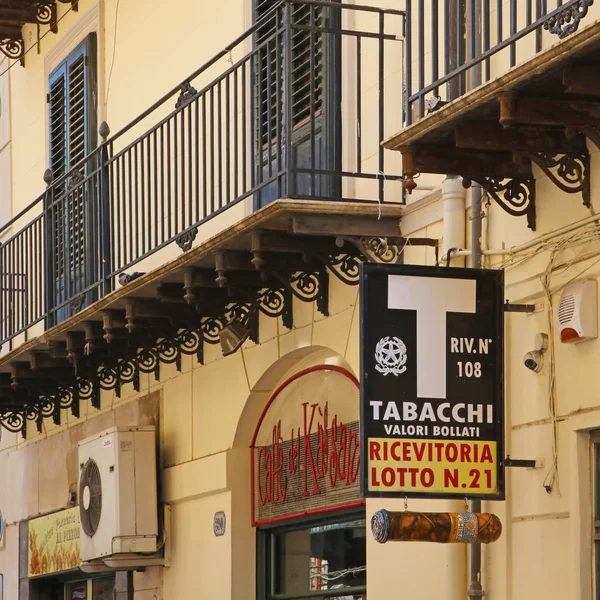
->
left=47, top=33, right=98, bottom=326
left=253, top=0, right=341, bottom=207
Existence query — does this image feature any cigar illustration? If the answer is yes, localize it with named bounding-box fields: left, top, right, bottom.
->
left=371, top=509, right=502, bottom=544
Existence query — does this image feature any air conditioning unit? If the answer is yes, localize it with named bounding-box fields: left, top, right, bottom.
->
left=78, top=426, right=158, bottom=564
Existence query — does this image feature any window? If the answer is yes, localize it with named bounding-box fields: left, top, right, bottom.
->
left=46, top=33, right=98, bottom=325
left=594, top=437, right=600, bottom=599
left=30, top=574, right=115, bottom=600
left=64, top=576, right=114, bottom=599
left=253, top=0, right=340, bottom=206
left=254, top=0, right=323, bottom=147
left=259, top=512, right=367, bottom=600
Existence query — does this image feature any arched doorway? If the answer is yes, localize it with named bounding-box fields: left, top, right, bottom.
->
left=242, top=353, right=365, bottom=600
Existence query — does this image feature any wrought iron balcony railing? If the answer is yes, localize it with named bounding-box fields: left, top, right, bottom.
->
left=405, top=0, right=595, bottom=125
left=0, top=0, right=404, bottom=350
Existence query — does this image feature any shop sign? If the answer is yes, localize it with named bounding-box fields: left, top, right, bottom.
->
left=28, top=507, right=80, bottom=577
left=360, top=264, right=505, bottom=500
left=251, top=366, right=362, bottom=525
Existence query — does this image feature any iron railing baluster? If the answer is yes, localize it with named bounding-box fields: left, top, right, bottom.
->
left=309, top=4, right=316, bottom=196
left=356, top=35, right=361, bottom=172
left=406, top=0, right=413, bottom=125
left=379, top=10, right=385, bottom=204
left=483, top=0, right=490, bottom=80
left=510, top=0, right=517, bottom=67
left=432, top=0, right=439, bottom=94
left=418, top=0, right=425, bottom=118
left=99, top=126, right=112, bottom=297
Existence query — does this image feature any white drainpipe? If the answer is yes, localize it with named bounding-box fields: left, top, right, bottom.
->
left=442, top=175, right=467, bottom=267
left=440, top=173, right=469, bottom=600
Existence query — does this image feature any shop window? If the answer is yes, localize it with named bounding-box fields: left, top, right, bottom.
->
left=66, top=581, right=87, bottom=600
left=65, top=576, right=114, bottom=599
left=594, top=436, right=600, bottom=599
left=259, top=512, right=366, bottom=600
left=30, top=574, right=115, bottom=600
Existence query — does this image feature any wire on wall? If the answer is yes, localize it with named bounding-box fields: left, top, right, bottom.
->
left=105, top=0, right=121, bottom=106
left=491, top=221, right=600, bottom=494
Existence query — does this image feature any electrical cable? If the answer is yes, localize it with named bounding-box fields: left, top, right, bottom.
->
left=105, top=0, right=121, bottom=106
left=0, top=5, right=75, bottom=80
left=496, top=223, right=600, bottom=495
left=480, top=221, right=600, bottom=495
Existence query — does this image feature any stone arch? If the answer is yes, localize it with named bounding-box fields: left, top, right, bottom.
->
left=229, top=345, right=358, bottom=600
left=234, top=345, right=357, bottom=450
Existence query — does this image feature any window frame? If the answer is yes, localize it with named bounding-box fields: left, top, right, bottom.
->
left=256, top=508, right=367, bottom=600
left=252, top=0, right=341, bottom=207
left=48, top=33, right=98, bottom=178
left=592, top=431, right=600, bottom=600
left=45, top=32, right=98, bottom=327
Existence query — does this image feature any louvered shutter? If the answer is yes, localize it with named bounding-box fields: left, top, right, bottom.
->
left=48, top=64, right=67, bottom=180
left=254, top=0, right=323, bottom=148
left=49, top=35, right=96, bottom=175
left=48, top=64, right=68, bottom=283
left=255, top=0, right=280, bottom=149
left=289, top=2, right=322, bottom=127
left=47, top=34, right=97, bottom=323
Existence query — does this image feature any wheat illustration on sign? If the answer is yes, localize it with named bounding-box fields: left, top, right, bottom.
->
left=374, top=336, right=407, bottom=376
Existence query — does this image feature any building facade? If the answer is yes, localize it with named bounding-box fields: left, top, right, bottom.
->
left=0, top=0, right=599, bottom=599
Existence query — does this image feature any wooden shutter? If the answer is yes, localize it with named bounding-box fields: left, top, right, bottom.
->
left=255, top=0, right=280, bottom=149
left=48, top=34, right=97, bottom=176
left=47, top=34, right=97, bottom=308
left=48, top=64, right=67, bottom=180
left=67, top=50, right=87, bottom=168
left=254, top=0, right=323, bottom=148
left=289, top=2, right=322, bottom=127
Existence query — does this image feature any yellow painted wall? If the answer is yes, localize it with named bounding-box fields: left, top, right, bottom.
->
left=3, top=2, right=600, bottom=600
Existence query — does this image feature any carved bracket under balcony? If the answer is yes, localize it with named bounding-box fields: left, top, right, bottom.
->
left=455, top=118, right=591, bottom=210
left=401, top=144, right=537, bottom=229
left=464, top=176, right=537, bottom=231
left=498, top=92, right=600, bottom=152
left=36, top=2, right=57, bottom=32
left=0, top=1, right=72, bottom=64
left=527, top=152, right=591, bottom=207
left=0, top=36, right=24, bottom=62
left=543, top=0, right=594, bottom=39
left=0, top=231, right=419, bottom=438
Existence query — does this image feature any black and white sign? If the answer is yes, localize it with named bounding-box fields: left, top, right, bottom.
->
left=360, top=264, right=504, bottom=500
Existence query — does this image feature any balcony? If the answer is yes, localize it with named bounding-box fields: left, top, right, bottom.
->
left=0, top=1, right=416, bottom=435
left=386, top=0, right=600, bottom=230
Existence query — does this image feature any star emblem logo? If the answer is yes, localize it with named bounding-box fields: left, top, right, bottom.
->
left=374, top=336, right=407, bottom=376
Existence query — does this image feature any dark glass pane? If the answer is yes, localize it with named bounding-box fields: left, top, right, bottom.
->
left=596, top=540, right=600, bottom=600
left=66, top=581, right=87, bottom=600
left=273, top=519, right=366, bottom=597
left=92, top=576, right=115, bottom=600
left=595, top=443, right=600, bottom=520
